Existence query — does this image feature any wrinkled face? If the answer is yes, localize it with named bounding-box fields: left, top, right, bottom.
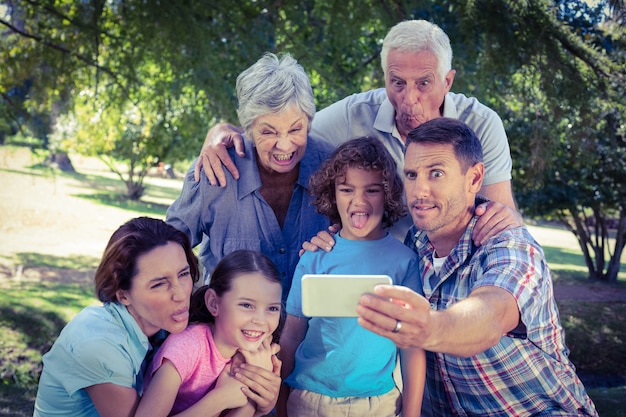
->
left=385, top=49, right=455, bottom=140
left=208, top=272, right=282, bottom=358
left=117, top=242, right=193, bottom=337
left=250, top=105, right=309, bottom=174
left=335, top=167, right=386, bottom=241
left=403, top=142, right=482, bottom=248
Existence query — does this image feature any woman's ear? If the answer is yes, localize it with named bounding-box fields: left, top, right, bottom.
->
left=205, top=288, right=219, bottom=316
left=116, top=289, right=131, bottom=306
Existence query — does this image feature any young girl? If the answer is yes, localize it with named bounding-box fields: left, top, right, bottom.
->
left=279, top=137, right=426, bottom=417
left=137, top=250, right=284, bottom=417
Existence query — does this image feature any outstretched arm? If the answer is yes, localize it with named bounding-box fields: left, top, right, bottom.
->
left=194, top=123, right=246, bottom=187
left=357, top=285, right=519, bottom=357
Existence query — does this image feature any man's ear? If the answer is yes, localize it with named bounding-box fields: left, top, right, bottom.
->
left=468, top=162, right=484, bottom=193
left=116, top=289, right=131, bottom=306
left=205, top=288, right=219, bottom=316
left=443, top=69, right=456, bottom=93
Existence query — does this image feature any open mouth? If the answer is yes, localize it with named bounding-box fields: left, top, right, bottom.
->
left=242, top=329, right=264, bottom=340
left=273, top=152, right=295, bottom=163
left=350, top=212, right=369, bottom=229
left=172, top=307, right=189, bottom=323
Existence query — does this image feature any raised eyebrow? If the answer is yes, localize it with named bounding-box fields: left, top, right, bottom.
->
left=417, top=73, right=435, bottom=82
left=426, top=161, right=447, bottom=170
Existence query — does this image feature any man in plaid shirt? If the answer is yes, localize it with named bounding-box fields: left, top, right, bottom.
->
left=357, top=117, right=598, bottom=416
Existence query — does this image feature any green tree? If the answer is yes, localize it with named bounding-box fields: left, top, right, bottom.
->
left=491, top=1, right=625, bottom=282
left=1, top=0, right=624, bottom=280
left=1, top=0, right=402, bottom=198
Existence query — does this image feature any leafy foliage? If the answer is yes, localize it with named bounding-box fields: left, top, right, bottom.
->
left=0, top=0, right=624, bottom=277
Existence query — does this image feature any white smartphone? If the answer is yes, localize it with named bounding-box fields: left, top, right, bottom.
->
left=301, top=274, right=393, bottom=317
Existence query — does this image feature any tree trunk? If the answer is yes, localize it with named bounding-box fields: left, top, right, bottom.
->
left=46, top=152, right=76, bottom=173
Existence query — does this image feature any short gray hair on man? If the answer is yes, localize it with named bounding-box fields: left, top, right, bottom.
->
left=380, top=20, right=453, bottom=83
left=236, top=52, right=316, bottom=140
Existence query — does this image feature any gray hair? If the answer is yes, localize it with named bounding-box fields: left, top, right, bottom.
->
left=380, top=20, right=453, bottom=82
left=236, top=53, right=316, bottom=140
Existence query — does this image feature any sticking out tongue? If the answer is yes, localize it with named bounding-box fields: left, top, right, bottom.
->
left=350, top=213, right=368, bottom=229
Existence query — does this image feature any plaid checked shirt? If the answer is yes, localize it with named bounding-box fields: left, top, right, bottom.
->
left=404, top=210, right=598, bottom=416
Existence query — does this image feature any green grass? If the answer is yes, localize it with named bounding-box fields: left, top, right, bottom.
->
left=0, top=277, right=96, bottom=388
left=587, top=386, right=626, bottom=417
left=559, top=301, right=626, bottom=372
left=0, top=145, right=624, bottom=415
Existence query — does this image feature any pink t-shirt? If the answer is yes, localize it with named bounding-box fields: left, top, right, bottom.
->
left=147, top=324, right=230, bottom=414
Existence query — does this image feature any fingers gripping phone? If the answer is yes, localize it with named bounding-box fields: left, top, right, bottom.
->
left=301, top=274, right=392, bottom=317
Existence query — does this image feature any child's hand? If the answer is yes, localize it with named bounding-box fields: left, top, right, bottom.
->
left=214, top=363, right=248, bottom=409
left=238, top=335, right=277, bottom=371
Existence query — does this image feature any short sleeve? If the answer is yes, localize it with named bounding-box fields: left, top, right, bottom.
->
left=149, top=326, right=204, bottom=382
left=399, top=255, right=423, bottom=296
left=61, top=337, right=137, bottom=395
left=286, top=254, right=312, bottom=317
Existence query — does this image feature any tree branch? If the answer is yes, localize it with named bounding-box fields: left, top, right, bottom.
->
left=0, top=17, right=133, bottom=100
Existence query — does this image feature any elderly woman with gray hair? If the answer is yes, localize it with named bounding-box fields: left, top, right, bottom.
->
left=166, top=53, right=333, bottom=303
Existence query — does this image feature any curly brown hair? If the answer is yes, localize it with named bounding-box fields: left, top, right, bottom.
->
left=309, top=137, right=406, bottom=229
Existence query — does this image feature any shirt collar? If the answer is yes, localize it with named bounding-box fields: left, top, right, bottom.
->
left=105, top=302, right=150, bottom=354
left=441, top=93, right=458, bottom=118
left=373, top=96, right=396, bottom=134
left=236, top=135, right=321, bottom=199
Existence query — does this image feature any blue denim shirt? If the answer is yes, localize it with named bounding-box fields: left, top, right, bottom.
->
left=166, top=136, right=333, bottom=300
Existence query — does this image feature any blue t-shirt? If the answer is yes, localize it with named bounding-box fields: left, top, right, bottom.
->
left=33, top=302, right=149, bottom=417
left=285, top=233, right=421, bottom=397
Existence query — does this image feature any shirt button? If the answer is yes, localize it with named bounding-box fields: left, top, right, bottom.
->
left=430, top=303, right=436, bottom=310
left=279, top=248, right=286, bottom=254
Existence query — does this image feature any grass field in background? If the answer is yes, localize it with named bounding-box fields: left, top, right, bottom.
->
left=0, top=145, right=624, bottom=416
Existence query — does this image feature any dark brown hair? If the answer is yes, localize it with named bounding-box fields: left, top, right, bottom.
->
left=406, top=117, right=484, bottom=172
left=309, top=136, right=406, bottom=229
left=94, top=217, right=200, bottom=302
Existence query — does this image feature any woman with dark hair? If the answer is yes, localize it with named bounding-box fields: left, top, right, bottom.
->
left=34, top=218, right=281, bottom=417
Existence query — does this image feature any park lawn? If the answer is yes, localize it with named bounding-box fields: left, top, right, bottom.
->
left=1, top=266, right=625, bottom=416
left=0, top=145, right=624, bottom=415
